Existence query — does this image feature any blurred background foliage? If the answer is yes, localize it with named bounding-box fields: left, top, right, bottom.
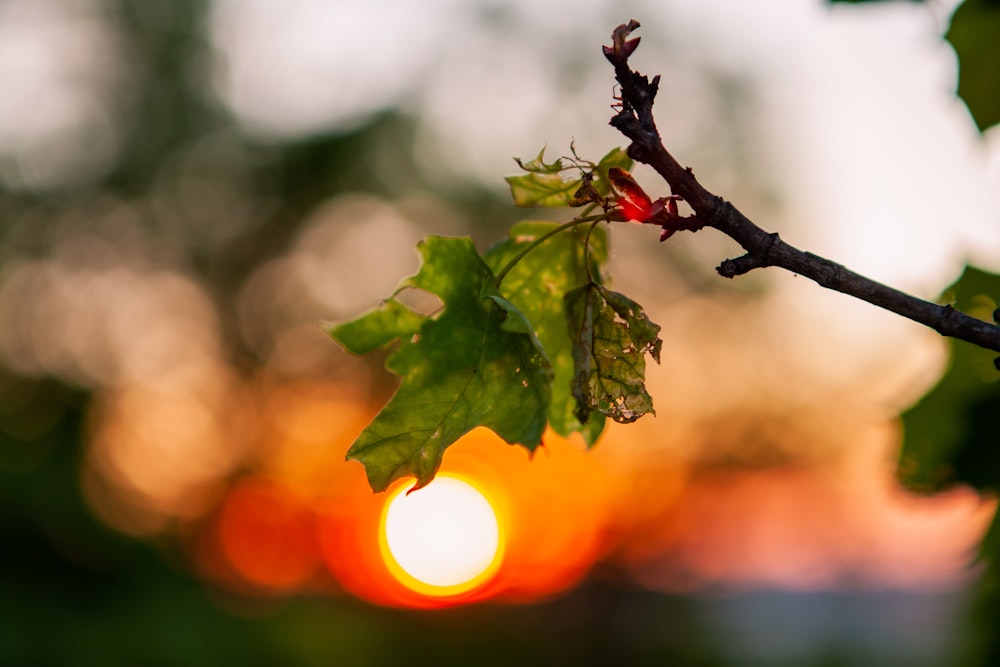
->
left=1, top=0, right=999, bottom=664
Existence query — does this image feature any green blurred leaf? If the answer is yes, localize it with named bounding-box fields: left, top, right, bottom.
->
left=592, top=147, right=635, bottom=198
left=565, top=283, right=661, bottom=425
left=505, top=172, right=585, bottom=208
left=506, top=145, right=633, bottom=207
left=330, top=236, right=552, bottom=491
left=324, top=299, right=426, bottom=355
left=947, top=0, right=1000, bottom=132
left=513, top=146, right=565, bottom=174
left=595, top=146, right=633, bottom=174
left=898, top=265, right=1000, bottom=493
left=485, top=221, right=609, bottom=445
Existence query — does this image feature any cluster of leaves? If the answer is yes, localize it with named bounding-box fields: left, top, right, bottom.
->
left=945, top=0, right=1000, bottom=131
left=898, top=266, right=1000, bottom=664
left=899, top=267, right=1000, bottom=532
left=329, top=148, right=665, bottom=492
left=899, top=267, right=1000, bottom=495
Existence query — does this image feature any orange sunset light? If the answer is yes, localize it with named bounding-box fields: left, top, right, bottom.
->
left=88, top=373, right=991, bottom=609
left=175, top=377, right=626, bottom=608
left=317, top=427, right=622, bottom=608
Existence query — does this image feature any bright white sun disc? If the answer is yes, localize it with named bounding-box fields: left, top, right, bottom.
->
left=382, top=475, right=501, bottom=590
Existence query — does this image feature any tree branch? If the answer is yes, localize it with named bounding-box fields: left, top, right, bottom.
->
left=603, top=20, right=1000, bottom=355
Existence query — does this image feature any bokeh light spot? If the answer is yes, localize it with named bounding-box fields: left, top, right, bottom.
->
left=216, top=480, right=319, bottom=592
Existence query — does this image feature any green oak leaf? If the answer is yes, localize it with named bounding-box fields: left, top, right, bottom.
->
left=505, top=172, right=584, bottom=208
left=513, top=146, right=565, bottom=174
left=947, top=0, right=1000, bottom=132
left=329, top=236, right=552, bottom=492
left=898, top=265, right=1000, bottom=494
left=324, top=298, right=425, bottom=355
left=485, top=221, right=609, bottom=445
left=594, top=146, right=633, bottom=187
left=565, top=283, right=662, bottom=425
left=506, top=146, right=633, bottom=207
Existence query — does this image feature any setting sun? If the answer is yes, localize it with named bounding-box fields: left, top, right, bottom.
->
left=380, top=475, right=503, bottom=597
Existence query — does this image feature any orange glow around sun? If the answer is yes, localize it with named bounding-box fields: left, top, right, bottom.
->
left=89, top=374, right=993, bottom=610
left=312, top=427, right=622, bottom=608
left=177, top=378, right=627, bottom=608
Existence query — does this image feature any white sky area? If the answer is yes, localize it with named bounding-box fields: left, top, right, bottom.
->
left=0, top=0, right=121, bottom=189
left=206, top=0, right=1000, bottom=292
left=0, top=0, right=997, bottom=367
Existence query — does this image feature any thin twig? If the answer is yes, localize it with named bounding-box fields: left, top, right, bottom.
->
left=603, top=19, right=1000, bottom=354
left=495, top=214, right=609, bottom=286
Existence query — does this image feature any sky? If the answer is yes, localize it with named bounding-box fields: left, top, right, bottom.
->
left=205, top=0, right=999, bottom=284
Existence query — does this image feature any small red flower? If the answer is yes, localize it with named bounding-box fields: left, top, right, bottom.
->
left=608, top=167, right=684, bottom=242
left=608, top=167, right=654, bottom=222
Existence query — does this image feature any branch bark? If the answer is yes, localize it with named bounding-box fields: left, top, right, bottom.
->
left=603, top=20, right=1000, bottom=355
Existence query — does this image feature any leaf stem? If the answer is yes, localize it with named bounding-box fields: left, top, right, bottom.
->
left=495, top=214, right=609, bottom=286
left=582, top=219, right=603, bottom=285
